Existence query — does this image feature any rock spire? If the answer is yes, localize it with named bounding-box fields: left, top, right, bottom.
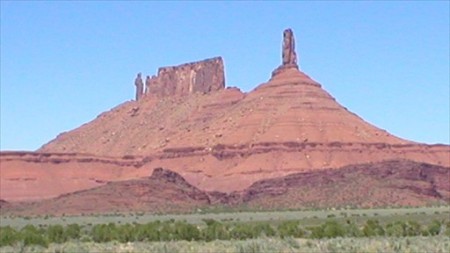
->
left=272, top=28, right=299, bottom=77
left=282, top=28, right=298, bottom=67
left=134, top=73, right=144, bottom=101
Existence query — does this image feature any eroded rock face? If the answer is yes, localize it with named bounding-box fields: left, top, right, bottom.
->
left=145, top=57, right=225, bottom=98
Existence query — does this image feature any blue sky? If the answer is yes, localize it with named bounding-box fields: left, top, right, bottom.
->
left=1, top=1, right=449, bottom=151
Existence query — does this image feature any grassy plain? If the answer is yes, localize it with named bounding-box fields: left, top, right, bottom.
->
left=2, top=205, right=449, bottom=229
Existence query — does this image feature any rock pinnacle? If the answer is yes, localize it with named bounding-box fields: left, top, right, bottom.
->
left=272, top=28, right=299, bottom=77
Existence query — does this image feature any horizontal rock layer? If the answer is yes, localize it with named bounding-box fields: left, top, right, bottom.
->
left=1, top=142, right=449, bottom=201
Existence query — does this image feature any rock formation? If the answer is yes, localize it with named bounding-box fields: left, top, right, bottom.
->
left=272, top=28, right=299, bottom=77
left=144, top=57, right=225, bottom=98
left=134, top=73, right=144, bottom=101
left=29, top=28, right=450, bottom=196
left=145, top=75, right=151, bottom=95
left=282, top=28, right=297, bottom=66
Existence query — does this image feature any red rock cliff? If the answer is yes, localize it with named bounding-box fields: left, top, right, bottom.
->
left=144, top=57, right=225, bottom=97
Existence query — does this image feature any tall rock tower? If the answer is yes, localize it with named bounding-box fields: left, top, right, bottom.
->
left=272, top=28, right=299, bottom=77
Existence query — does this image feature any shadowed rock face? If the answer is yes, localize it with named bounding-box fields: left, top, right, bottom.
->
left=240, top=160, right=450, bottom=209
left=145, top=57, right=225, bottom=98
left=151, top=167, right=193, bottom=188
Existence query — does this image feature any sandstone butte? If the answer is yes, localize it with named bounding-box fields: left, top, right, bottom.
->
left=1, top=29, right=449, bottom=203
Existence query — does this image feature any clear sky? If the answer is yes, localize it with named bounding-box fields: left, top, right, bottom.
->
left=1, top=1, right=449, bottom=151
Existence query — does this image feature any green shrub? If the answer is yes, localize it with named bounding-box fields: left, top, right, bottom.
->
left=91, top=223, right=118, bottom=243
left=135, top=222, right=160, bottom=242
left=173, top=221, right=200, bottom=241
left=322, top=220, right=345, bottom=238
left=309, top=221, right=346, bottom=239
left=202, top=220, right=229, bottom=241
left=277, top=221, right=304, bottom=238
left=254, top=223, right=276, bottom=237
left=386, top=221, right=423, bottom=237
left=117, top=223, right=135, bottom=243
left=363, top=219, right=385, bottom=237
left=65, top=223, right=81, bottom=240
left=20, top=225, right=48, bottom=247
left=404, top=221, right=422, bottom=236
left=159, top=221, right=176, bottom=241
left=424, top=220, right=441, bottom=236
left=0, top=226, right=19, bottom=247
left=47, top=224, right=66, bottom=243
left=309, top=226, right=323, bottom=239
left=445, top=221, right=450, bottom=237
left=386, top=221, right=405, bottom=237
left=230, top=224, right=256, bottom=240
left=202, top=218, right=217, bottom=227
left=345, top=221, right=363, bottom=237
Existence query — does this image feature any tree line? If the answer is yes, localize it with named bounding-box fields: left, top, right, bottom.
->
left=1, top=219, right=449, bottom=248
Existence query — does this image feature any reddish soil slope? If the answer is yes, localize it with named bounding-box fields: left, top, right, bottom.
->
left=2, top=160, right=448, bottom=216
left=0, top=151, right=149, bottom=201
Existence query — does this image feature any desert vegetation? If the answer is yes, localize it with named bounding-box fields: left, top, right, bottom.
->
left=1, top=214, right=449, bottom=252
left=1, top=236, right=449, bottom=253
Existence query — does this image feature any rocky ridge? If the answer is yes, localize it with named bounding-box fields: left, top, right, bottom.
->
left=2, top=160, right=449, bottom=216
